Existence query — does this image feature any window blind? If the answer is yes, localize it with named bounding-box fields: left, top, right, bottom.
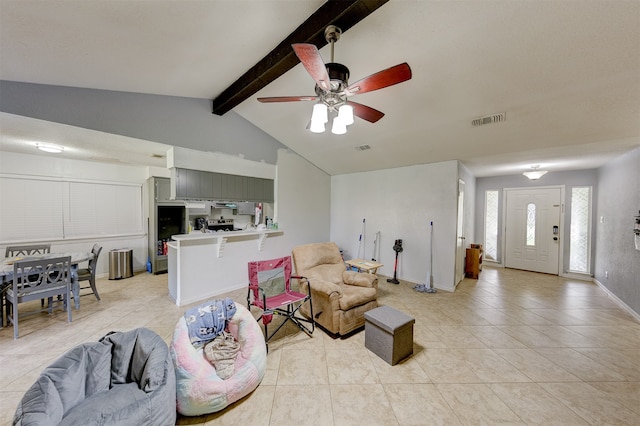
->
left=0, top=177, right=142, bottom=242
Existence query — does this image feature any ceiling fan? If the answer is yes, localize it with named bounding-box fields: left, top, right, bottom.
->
left=257, top=25, right=412, bottom=134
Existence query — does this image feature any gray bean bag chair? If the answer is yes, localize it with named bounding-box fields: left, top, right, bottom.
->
left=13, top=328, right=176, bottom=426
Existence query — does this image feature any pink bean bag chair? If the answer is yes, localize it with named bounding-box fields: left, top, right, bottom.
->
left=170, top=303, right=267, bottom=416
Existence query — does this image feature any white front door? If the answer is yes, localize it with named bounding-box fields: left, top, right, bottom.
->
left=504, top=187, right=561, bottom=274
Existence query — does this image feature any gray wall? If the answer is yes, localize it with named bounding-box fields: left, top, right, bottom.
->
left=0, top=80, right=285, bottom=164
left=595, top=147, right=640, bottom=315
left=475, top=169, right=598, bottom=274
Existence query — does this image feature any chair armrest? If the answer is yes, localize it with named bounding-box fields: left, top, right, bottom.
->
left=343, top=270, right=378, bottom=288
left=301, top=277, right=342, bottom=297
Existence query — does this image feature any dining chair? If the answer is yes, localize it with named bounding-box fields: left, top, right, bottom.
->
left=5, top=256, right=72, bottom=339
left=77, top=244, right=103, bottom=301
left=2, top=244, right=53, bottom=318
left=5, top=244, right=53, bottom=309
left=5, top=244, right=51, bottom=257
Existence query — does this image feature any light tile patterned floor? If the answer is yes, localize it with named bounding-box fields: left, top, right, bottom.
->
left=1, top=266, right=639, bottom=425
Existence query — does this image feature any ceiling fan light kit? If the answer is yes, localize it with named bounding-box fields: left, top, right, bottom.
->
left=331, top=117, right=348, bottom=135
left=309, top=119, right=326, bottom=134
left=258, top=25, right=412, bottom=135
left=338, top=104, right=354, bottom=126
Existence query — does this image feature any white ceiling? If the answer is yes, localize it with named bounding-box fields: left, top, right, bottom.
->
left=1, top=0, right=639, bottom=176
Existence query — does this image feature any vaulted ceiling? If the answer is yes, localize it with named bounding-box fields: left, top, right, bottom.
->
left=1, top=0, right=639, bottom=176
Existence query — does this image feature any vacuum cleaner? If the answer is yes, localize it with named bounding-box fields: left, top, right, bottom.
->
left=387, top=239, right=403, bottom=284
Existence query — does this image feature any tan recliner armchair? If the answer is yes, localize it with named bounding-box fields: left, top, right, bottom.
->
left=292, top=242, right=378, bottom=336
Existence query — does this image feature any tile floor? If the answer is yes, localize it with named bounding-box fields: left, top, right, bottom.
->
left=1, top=266, right=639, bottom=425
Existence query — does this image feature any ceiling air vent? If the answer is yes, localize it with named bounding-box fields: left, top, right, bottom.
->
left=354, top=144, right=371, bottom=151
left=472, top=112, right=506, bottom=127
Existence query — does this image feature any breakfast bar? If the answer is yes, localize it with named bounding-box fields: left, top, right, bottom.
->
left=167, top=230, right=285, bottom=306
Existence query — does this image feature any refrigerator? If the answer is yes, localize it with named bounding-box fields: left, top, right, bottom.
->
left=149, top=204, right=186, bottom=274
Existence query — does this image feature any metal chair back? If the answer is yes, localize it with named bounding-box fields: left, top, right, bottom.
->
left=5, top=244, right=51, bottom=257
left=6, top=256, right=72, bottom=339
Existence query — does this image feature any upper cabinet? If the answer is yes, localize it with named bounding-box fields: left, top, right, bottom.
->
left=153, top=176, right=174, bottom=203
left=171, top=168, right=274, bottom=202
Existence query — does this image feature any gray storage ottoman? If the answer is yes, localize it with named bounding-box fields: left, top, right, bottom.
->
left=364, top=305, right=415, bottom=365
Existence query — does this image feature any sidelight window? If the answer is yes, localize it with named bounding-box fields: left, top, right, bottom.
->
left=484, top=190, right=499, bottom=261
left=569, top=187, right=592, bottom=273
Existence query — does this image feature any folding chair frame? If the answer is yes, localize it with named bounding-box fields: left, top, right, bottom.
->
left=247, top=257, right=315, bottom=345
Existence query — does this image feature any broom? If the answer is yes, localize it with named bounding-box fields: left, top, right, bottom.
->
left=414, top=221, right=437, bottom=293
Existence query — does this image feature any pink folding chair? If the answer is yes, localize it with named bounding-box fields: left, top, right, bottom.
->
left=247, top=256, right=314, bottom=345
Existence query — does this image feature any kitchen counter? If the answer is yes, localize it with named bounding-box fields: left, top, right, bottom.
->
left=171, top=229, right=282, bottom=241
left=167, top=229, right=285, bottom=306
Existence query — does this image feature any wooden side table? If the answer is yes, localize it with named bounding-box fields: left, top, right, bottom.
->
left=345, top=258, right=383, bottom=274
left=465, top=246, right=483, bottom=279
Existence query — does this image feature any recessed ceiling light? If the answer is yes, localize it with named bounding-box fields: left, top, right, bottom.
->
left=35, top=143, right=64, bottom=153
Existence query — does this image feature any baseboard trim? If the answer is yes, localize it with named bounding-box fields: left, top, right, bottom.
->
left=561, top=271, right=592, bottom=281
left=593, top=278, right=640, bottom=323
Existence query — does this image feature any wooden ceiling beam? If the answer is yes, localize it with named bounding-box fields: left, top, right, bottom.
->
left=211, top=0, right=389, bottom=116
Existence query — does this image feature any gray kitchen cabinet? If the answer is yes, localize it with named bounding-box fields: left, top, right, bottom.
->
left=154, top=176, right=172, bottom=202
left=186, top=169, right=201, bottom=198
left=255, top=177, right=274, bottom=202
left=211, top=172, right=222, bottom=198
left=218, top=173, right=233, bottom=200
left=172, top=168, right=203, bottom=199
left=234, top=175, right=247, bottom=201
left=246, top=177, right=257, bottom=201
left=172, top=168, right=187, bottom=199
left=199, top=171, right=214, bottom=199
left=171, top=167, right=273, bottom=202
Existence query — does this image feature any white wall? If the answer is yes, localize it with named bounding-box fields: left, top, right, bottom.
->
left=0, top=151, right=149, bottom=276
left=330, top=160, right=460, bottom=291
left=0, top=148, right=332, bottom=280
left=276, top=148, right=331, bottom=249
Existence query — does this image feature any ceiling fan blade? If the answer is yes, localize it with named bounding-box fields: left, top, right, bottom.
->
left=258, top=96, right=318, bottom=103
left=350, top=101, right=385, bottom=123
left=345, top=63, right=412, bottom=96
left=292, top=43, right=331, bottom=91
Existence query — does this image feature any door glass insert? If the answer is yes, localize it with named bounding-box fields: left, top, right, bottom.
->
left=526, top=203, right=536, bottom=246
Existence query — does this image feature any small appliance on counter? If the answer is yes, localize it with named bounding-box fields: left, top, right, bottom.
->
left=207, top=218, right=235, bottom=232
left=195, top=217, right=207, bottom=231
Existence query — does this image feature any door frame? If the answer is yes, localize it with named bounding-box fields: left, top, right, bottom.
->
left=455, top=179, right=466, bottom=285
left=501, top=185, right=566, bottom=275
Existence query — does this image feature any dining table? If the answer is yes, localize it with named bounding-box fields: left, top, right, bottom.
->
left=0, top=251, right=94, bottom=311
